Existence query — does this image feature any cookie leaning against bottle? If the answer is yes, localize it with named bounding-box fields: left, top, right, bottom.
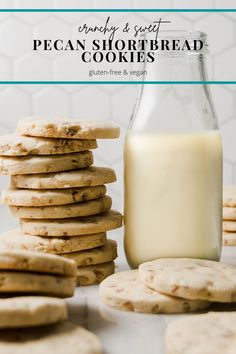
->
left=139, top=258, right=236, bottom=302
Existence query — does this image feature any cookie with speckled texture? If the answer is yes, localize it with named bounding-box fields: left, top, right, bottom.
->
left=11, top=166, right=116, bottom=189
left=10, top=196, right=112, bottom=219
left=99, top=270, right=209, bottom=314
left=223, top=232, right=236, bottom=246
left=0, top=322, right=102, bottom=354
left=0, top=133, right=97, bottom=156
left=20, top=210, right=123, bottom=236
left=0, top=297, right=67, bottom=328
left=223, top=221, right=236, bottom=232
left=76, top=261, right=115, bottom=286
left=1, top=186, right=106, bottom=206
left=62, top=240, right=117, bottom=266
left=223, top=185, right=236, bottom=207
left=0, top=229, right=107, bottom=254
left=166, top=312, right=236, bottom=354
left=0, top=249, right=76, bottom=276
left=17, top=116, right=120, bottom=139
left=139, top=258, right=236, bottom=303
left=223, top=207, right=236, bottom=220
left=0, top=151, right=93, bottom=175
left=0, top=271, right=75, bottom=297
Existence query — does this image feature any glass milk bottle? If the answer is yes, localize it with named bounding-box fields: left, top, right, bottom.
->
left=124, top=31, right=223, bottom=268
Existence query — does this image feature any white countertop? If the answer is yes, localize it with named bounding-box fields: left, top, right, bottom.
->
left=65, top=242, right=236, bottom=354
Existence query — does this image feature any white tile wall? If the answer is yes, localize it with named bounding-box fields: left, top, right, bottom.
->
left=0, top=0, right=235, bottom=214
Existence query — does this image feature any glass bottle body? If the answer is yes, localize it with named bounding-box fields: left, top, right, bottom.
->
left=124, top=32, right=223, bottom=268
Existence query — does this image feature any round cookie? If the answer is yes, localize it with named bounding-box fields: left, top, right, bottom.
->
left=20, top=210, right=123, bottom=236
left=0, top=297, right=67, bottom=328
left=223, top=207, right=236, bottom=220
left=76, top=261, right=115, bottom=286
left=11, top=166, right=116, bottom=189
left=0, top=322, right=102, bottom=354
left=165, top=312, right=236, bottom=354
left=0, top=133, right=97, bottom=156
left=223, top=185, right=236, bottom=207
left=139, top=258, right=236, bottom=303
left=0, top=271, right=75, bottom=297
left=99, top=270, right=209, bottom=314
left=0, top=249, right=76, bottom=276
left=0, top=151, right=93, bottom=175
left=223, top=232, right=236, bottom=246
left=10, top=196, right=112, bottom=219
left=0, top=229, right=107, bottom=254
left=17, top=116, right=120, bottom=139
left=62, top=240, right=117, bottom=266
left=1, top=185, right=106, bottom=206
left=223, top=221, right=236, bottom=232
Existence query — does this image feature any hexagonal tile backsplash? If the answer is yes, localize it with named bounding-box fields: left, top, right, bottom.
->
left=0, top=0, right=235, bottom=214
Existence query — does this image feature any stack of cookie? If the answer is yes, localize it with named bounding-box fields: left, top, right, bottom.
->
left=0, top=116, right=123, bottom=286
left=223, top=185, right=236, bottom=246
left=100, top=258, right=236, bottom=314
left=0, top=249, right=101, bottom=353
left=0, top=237, right=101, bottom=352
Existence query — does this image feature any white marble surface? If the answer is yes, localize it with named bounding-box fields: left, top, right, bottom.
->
left=65, top=244, right=236, bottom=354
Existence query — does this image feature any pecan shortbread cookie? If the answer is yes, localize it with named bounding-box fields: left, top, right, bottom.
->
left=76, top=261, right=115, bottom=286
left=139, top=258, right=236, bottom=302
left=1, top=186, right=106, bottom=206
left=20, top=210, right=123, bottom=237
left=11, top=166, right=116, bottom=189
left=0, top=151, right=93, bottom=175
left=62, top=240, right=117, bottom=266
left=0, top=229, right=107, bottom=254
left=17, top=116, right=120, bottom=139
left=0, top=297, right=67, bottom=328
left=166, top=312, right=236, bottom=354
left=0, top=249, right=76, bottom=276
left=99, top=270, right=209, bottom=314
left=0, top=133, right=97, bottom=156
left=0, top=322, right=102, bottom=354
left=10, top=196, right=112, bottom=219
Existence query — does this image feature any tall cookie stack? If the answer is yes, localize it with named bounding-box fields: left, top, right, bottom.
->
left=0, top=116, right=123, bottom=286
left=222, top=185, right=236, bottom=246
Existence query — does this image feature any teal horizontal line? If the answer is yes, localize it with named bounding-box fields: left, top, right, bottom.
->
left=0, top=81, right=235, bottom=85
left=0, top=9, right=235, bottom=12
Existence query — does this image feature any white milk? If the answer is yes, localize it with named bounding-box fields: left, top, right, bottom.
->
left=124, top=131, right=222, bottom=268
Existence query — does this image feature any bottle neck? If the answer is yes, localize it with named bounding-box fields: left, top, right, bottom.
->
left=144, top=53, right=208, bottom=82
left=130, top=54, right=218, bottom=132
